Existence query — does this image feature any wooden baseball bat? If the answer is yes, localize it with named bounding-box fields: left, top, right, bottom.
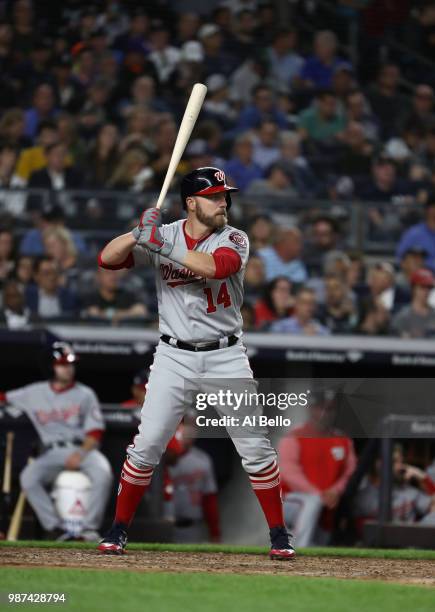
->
left=155, top=83, right=207, bottom=210
left=7, top=457, right=32, bottom=541
left=0, top=432, right=14, bottom=537
left=7, top=490, right=26, bottom=541
left=2, top=431, right=13, bottom=495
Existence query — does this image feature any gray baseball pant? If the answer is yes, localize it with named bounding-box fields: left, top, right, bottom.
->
left=20, top=446, right=113, bottom=532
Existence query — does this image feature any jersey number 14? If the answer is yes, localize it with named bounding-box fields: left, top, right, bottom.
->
left=204, top=282, right=232, bottom=314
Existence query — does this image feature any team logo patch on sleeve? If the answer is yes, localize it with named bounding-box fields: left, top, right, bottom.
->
left=229, top=231, right=247, bottom=248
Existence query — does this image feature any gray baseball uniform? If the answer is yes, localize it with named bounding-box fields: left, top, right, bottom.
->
left=6, top=382, right=113, bottom=532
left=126, top=219, right=277, bottom=473
left=169, top=446, right=218, bottom=542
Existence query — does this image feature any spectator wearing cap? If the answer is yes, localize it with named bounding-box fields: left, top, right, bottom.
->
left=397, top=197, right=435, bottom=272
left=198, top=24, right=238, bottom=78
left=175, top=41, right=205, bottom=95
left=224, top=133, right=263, bottom=192
left=234, top=85, right=288, bottom=132
left=392, top=269, right=435, bottom=338
left=331, top=62, right=355, bottom=104
left=298, top=90, right=346, bottom=145
left=25, top=256, right=79, bottom=320
left=298, top=31, right=349, bottom=90
left=245, top=161, right=298, bottom=199
left=121, top=369, right=149, bottom=408
left=266, top=28, right=304, bottom=89
left=24, top=83, right=57, bottom=140
left=202, top=74, right=237, bottom=129
left=360, top=156, right=415, bottom=240
left=270, top=287, right=330, bottom=335
left=258, top=227, right=307, bottom=283
left=367, top=63, right=407, bottom=140
left=19, top=204, right=86, bottom=257
left=251, top=120, right=281, bottom=170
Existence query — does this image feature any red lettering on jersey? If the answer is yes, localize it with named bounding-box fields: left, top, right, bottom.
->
left=171, top=470, right=206, bottom=486
left=35, top=404, right=80, bottom=425
left=204, top=281, right=232, bottom=313
left=160, top=263, right=203, bottom=288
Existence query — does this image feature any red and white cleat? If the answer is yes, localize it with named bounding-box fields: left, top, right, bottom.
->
left=97, top=523, right=127, bottom=555
left=269, top=526, right=296, bottom=561
left=269, top=547, right=296, bottom=561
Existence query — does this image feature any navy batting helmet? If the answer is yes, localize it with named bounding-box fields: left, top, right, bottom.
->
left=180, top=167, right=238, bottom=210
left=52, top=341, right=77, bottom=365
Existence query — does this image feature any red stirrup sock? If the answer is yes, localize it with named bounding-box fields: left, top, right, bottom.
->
left=248, top=460, right=285, bottom=529
left=114, top=458, right=154, bottom=526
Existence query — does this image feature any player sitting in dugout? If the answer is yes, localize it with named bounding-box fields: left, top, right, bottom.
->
left=354, top=444, right=435, bottom=531
left=0, top=342, right=113, bottom=541
left=278, top=391, right=356, bottom=547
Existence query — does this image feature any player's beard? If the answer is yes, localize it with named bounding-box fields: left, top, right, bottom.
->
left=195, top=201, right=228, bottom=229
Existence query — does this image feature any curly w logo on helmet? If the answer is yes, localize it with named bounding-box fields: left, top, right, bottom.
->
left=214, top=170, right=225, bottom=182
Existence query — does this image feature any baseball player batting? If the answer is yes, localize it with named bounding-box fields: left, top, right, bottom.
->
left=97, top=167, right=295, bottom=560
left=2, top=342, right=113, bottom=540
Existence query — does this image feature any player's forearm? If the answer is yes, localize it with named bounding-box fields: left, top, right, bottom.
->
left=165, top=245, right=216, bottom=278
left=182, top=251, right=216, bottom=278
left=100, top=233, right=136, bottom=266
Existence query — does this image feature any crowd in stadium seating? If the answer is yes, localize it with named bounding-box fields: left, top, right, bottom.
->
left=0, top=1, right=435, bottom=336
